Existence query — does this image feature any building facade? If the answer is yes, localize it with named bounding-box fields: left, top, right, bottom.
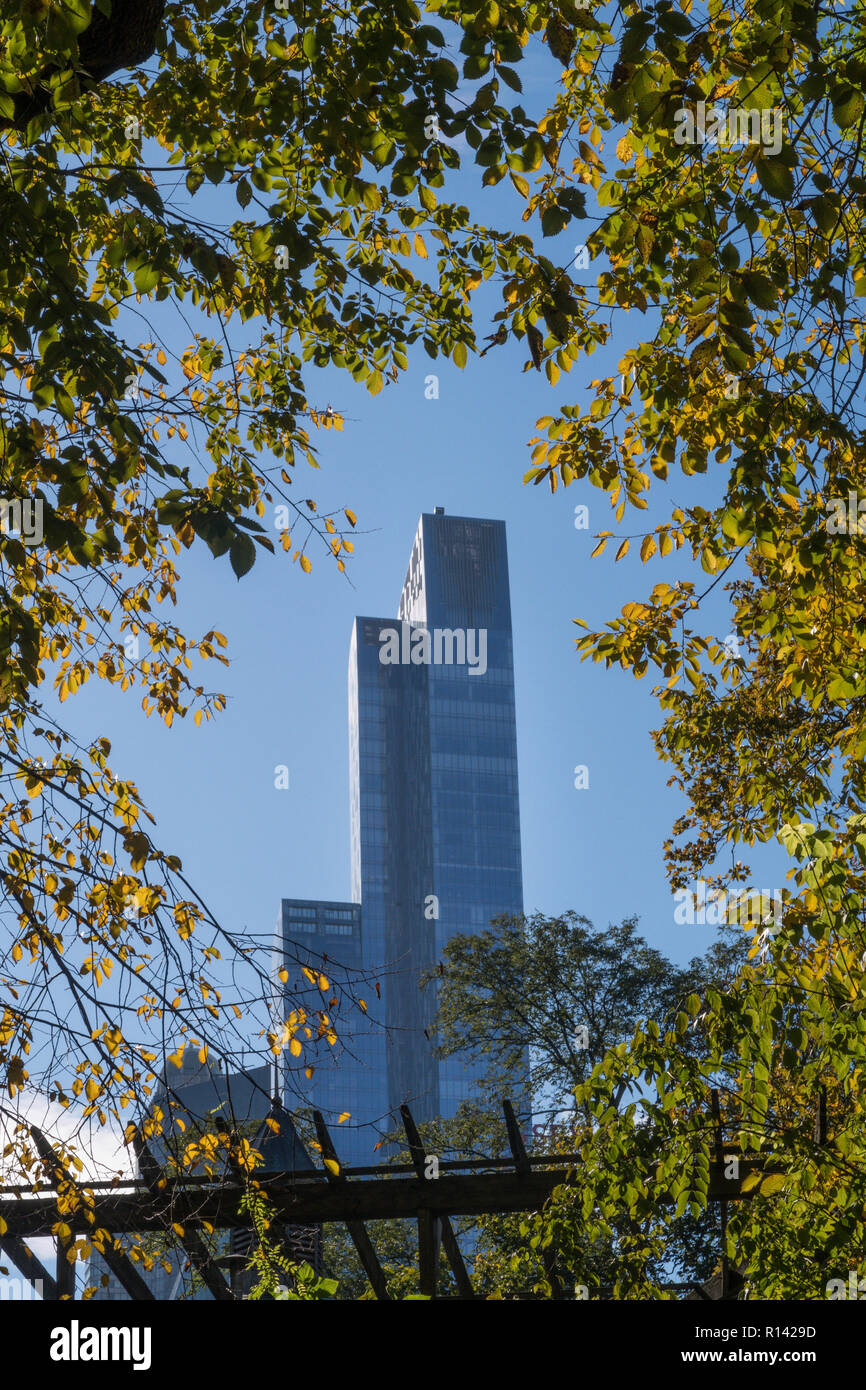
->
left=274, top=511, right=524, bottom=1164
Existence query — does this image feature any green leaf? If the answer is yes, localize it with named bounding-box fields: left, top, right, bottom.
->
left=499, top=66, right=522, bottom=92
left=511, top=134, right=544, bottom=173
left=755, top=157, right=794, bottom=202
left=832, top=86, right=865, bottom=129
left=249, top=228, right=271, bottom=262
left=229, top=533, right=256, bottom=579
left=759, top=1174, right=788, bottom=1197
left=541, top=206, right=568, bottom=237
left=739, top=272, right=776, bottom=310
left=133, top=264, right=159, bottom=294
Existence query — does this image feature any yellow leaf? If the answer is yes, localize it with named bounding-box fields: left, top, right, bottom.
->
left=305, top=1066, right=314, bottom=1079
left=85, top=1078, right=100, bottom=1102
left=344, top=509, right=357, bottom=527
left=616, top=135, right=633, bottom=162
left=413, top=232, right=428, bottom=259
left=324, top=1158, right=340, bottom=1176
left=302, top=966, right=316, bottom=984
left=172, top=1223, right=185, bottom=1238
left=278, top=968, right=289, bottom=983
left=639, top=535, right=657, bottom=562
left=157, top=349, right=167, bottom=365
left=318, top=973, right=329, bottom=991
left=299, top=554, right=312, bottom=574
left=615, top=539, right=630, bottom=561
left=289, top=1037, right=302, bottom=1057
left=337, top=1112, right=350, bottom=1123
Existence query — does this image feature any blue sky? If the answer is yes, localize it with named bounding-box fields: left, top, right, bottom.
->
left=53, top=310, right=774, bottom=980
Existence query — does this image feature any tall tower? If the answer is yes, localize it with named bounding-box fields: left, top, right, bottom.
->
left=275, top=511, right=524, bottom=1160
left=350, top=510, right=524, bottom=1123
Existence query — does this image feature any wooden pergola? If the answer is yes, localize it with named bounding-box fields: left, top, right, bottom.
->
left=0, top=1095, right=779, bottom=1300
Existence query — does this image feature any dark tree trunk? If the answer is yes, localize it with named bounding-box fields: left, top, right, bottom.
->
left=3, top=0, right=165, bottom=129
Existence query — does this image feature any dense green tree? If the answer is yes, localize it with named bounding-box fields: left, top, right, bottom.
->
left=428, top=910, right=746, bottom=1116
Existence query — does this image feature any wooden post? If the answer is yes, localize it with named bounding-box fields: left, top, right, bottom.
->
left=710, top=1088, right=728, bottom=1298
left=503, top=1099, right=564, bottom=1298
left=400, top=1105, right=474, bottom=1299
left=98, top=1238, right=157, bottom=1301
left=312, top=1111, right=391, bottom=1300
left=814, top=1084, right=827, bottom=1145
left=417, top=1207, right=442, bottom=1298
left=55, top=1236, right=75, bottom=1300
left=502, top=1099, right=531, bottom=1175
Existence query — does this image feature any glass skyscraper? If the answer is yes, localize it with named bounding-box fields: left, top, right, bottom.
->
left=275, top=510, right=524, bottom=1164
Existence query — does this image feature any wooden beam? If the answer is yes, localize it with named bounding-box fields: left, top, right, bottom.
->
left=312, top=1111, right=391, bottom=1301
left=0, top=1158, right=775, bottom=1238
left=502, top=1100, right=531, bottom=1176
left=130, top=1126, right=234, bottom=1301
left=400, top=1105, right=474, bottom=1299
left=0, top=1235, right=57, bottom=1300
left=27, top=1124, right=77, bottom=1300
left=98, top=1237, right=157, bottom=1301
